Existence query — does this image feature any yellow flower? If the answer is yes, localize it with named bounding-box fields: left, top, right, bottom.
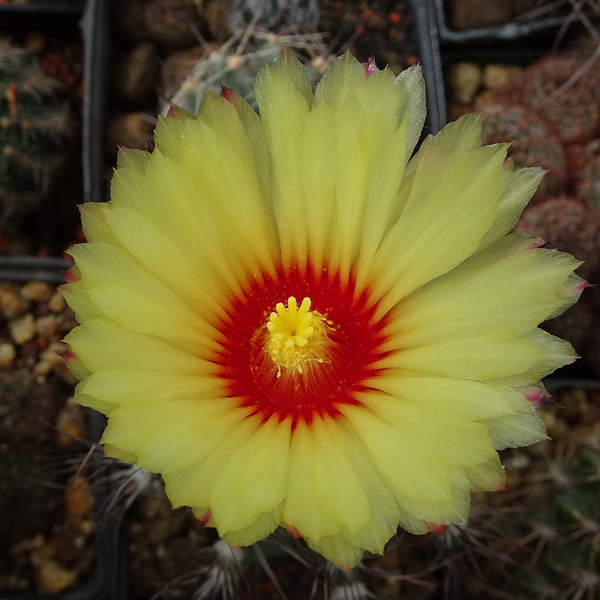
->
left=63, top=53, right=583, bottom=570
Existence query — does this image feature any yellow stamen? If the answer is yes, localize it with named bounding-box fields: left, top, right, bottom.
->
left=266, top=296, right=327, bottom=374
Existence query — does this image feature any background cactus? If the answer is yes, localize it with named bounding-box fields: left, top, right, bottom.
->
left=500, top=437, right=600, bottom=599
left=479, top=103, right=567, bottom=201
left=515, top=196, right=600, bottom=280
left=522, top=56, right=600, bottom=144
left=578, top=152, right=600, bottom=210
left=160, top=31, right=332, bottom=115
left=0, top=38, right=70, bottom=225
left=228, top=0, right=321, bottom=34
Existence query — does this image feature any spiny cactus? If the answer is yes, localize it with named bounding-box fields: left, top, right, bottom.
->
left=430, top=387, right=600, bottom=600
left=578, top=152, right=600, bottom=210
left=161, top=31, right=331, bottom=115
left=479, top=103, right=567, bottom=200
left=515, top=196, right=600, bottom=280
left=0, top=38, right=71, bottom=223
left=228, top=0, right=320, bottom=34
left=523, top=56, right=600, bottom=144
left=507, top=441, right=600, bottom=599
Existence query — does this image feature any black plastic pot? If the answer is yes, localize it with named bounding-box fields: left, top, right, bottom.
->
left=81, top=0, right=111, bottom=206
left=411, top=0, right=446, bottom=132
left=0, top=4, right=84, bottom=34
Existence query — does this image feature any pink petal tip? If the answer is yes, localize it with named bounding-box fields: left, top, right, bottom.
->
left=428, top=523, right=448, bottom=535
left=285, top=526, right=302, bottom=539
left=198, top=511, right=212, bottom=526
left=63, top=269, right=79, bottom=283
left=574, top=280, right=593, bottom=291
left=527, top=236, right=546, bottom=250
left=221, top=86, right=234, bottom=102
left=525, top=387, right=552, bottom=408
left=364, top=57, right=379, bottom=78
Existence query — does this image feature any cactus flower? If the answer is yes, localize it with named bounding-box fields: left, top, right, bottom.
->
left=63, top=53, right=583, bottom=570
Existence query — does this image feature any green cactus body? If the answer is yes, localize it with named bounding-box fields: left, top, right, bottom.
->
left=523, top=56, right=600, bottom=144
left=0, top=38, right=70, bottom=223
left=479, top=103, right=567, bottom=200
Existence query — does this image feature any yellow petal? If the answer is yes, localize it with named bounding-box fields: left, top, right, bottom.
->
left=282, top=418, right=370, bottom=542
left=392, top=242, right=581, bottom=346
left=492, top=328, right=576, bottom=386
left=65, top=318, right=211, bottom=374
left=342, top=403, right=452, bottom=505
left=478, top=165, right=544, bottom=251
left=209, top=417, right=290, bottom=534
left=70, top=242, right=222, bottom=356
left=60, top=281, right=103, bottom=323
left=163, top=415, right=263, bottom=509
left=101, top=398, right=248, bottom=474
left=368, top=375, right=524, bottom=421
left=369, top=115, right=508, bottom=315
left=97, top=204, right=230, bottom=318
left=378, top=334, right=541, bottom=380
left=78, top=368, right=225, bottom=409
left=309, top=535, right=365, bottom=571
left=221, top=505, right=282, bottom=548
left=254, top=53, right=312, bottom=270
left=361, top=393, right=498, bottom=468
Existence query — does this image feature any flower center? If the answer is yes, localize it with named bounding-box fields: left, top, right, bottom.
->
left=266, top=296, right=328, bottom=375
left=215, top=265, right=389, bottom=426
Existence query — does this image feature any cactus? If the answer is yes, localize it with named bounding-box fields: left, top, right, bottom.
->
left=160, top=31, right=331, bottom=115
left=515, top=196, right=600, bottom=280
left=507, top=441, right=600, bottom=599
left=578, top=152, right=600, bottom=210
left=425, top=388, right=600, bottom=599
left=142, top=0, right=208, bottom=48
left=228, top=0, right=320, bottom=34
left=0, top=38, right=70, bottom=223
left=523, top=56, right=600, bottom=144
left=479, top=103, right=567, bottom=200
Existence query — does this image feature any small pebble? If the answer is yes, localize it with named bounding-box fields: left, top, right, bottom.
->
left=447, top=62, right=482, bottom=104
left=33, top=359, right=53, bottom=377
left=48, top=290, right=66, bottom=314
left=8, top=313, right=35, bottom=345
left=35, top=314, right=58, bottom=338
left=0, top=284, right=29, bottom=319
left=482, top=63, right=523, bottom=91
left=21, top=282, right=54, bottom=302
left=33, top=557, right=78, bottom=595
left=55, top=400, right=87, bottom=447
left=65, top=477, right=95, bottom=517
left=506, top=453, right=531, bottom=471
left=0, top=342, right=16, bottom=369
